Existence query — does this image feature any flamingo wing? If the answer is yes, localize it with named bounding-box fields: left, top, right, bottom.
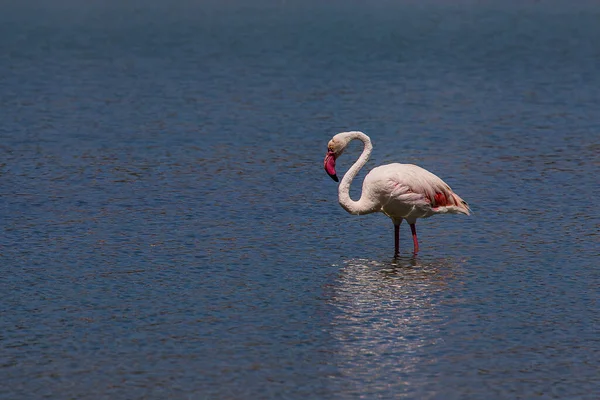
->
left=364, top=163, right=470, bottom=221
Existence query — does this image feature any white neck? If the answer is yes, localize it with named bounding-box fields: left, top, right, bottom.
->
left=338, top=131, right=378, bottom=215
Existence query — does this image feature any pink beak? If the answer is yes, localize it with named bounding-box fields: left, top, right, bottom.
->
left=324, top=150, right=338, bottom=182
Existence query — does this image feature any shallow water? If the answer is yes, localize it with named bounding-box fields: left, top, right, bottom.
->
left=1, top=1, right=599, bottom=398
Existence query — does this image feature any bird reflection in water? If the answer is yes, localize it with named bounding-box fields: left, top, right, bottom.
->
left=325, top=256, right=465, bottom=394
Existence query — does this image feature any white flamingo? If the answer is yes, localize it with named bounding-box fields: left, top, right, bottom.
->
left=323, top=131, right=470, bottom=256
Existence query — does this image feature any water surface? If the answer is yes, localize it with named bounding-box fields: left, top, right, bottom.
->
left=1, top=1, right=599, bottom=398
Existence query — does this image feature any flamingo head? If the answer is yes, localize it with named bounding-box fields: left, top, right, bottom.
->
left=323, top=135, right=347, bottom=182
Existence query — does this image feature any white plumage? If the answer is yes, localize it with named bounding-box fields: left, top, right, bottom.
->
left=324, top=131, right=470, bottom=255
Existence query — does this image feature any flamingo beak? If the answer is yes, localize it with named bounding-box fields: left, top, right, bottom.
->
left=324, top=150, right=338, bottom=182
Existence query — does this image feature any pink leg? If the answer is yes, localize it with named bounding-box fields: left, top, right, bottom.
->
left=410, top=223, right=419, bottom=254
left=394, top=220, right=402, bottom=257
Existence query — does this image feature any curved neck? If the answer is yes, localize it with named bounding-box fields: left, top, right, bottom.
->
left=338, top=132, right=377, bottom=215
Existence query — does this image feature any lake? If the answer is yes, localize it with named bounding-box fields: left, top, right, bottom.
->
left=1, top=0, right=599, bottom=398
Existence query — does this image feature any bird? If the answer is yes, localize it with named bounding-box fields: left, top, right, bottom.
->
left=323, top=131, right=470, bottom=256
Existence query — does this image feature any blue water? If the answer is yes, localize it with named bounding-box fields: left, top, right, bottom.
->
left=1, top=1, right=599, bottom=398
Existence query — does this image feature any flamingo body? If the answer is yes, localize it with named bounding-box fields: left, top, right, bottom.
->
left=362, top=163, right=469, bottom=224
left=324, top=131, right=470, bottom=255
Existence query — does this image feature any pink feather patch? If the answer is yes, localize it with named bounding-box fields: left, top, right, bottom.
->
left=434, top=192, right=448, bottom=207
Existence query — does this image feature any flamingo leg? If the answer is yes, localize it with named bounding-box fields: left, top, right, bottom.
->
left=410, top=223, right=419, bottom=254
left=394, top=220, right=402, bottom=257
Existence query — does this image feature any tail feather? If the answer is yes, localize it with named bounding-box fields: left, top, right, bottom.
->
left=426, top=189, right=471, bottom=216
left=451, top=192, right=471, bottom=216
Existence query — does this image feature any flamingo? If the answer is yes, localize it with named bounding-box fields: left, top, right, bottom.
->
left=323, top=131, right=470, bottom=256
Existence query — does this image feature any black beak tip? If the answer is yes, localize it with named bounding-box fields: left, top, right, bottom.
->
left=329, top=174, right=339, bottom=182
